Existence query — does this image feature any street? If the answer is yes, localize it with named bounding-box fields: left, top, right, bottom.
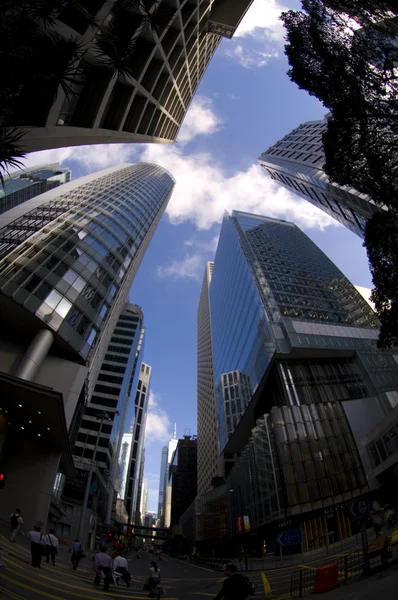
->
left=0, top=527, right=379, bottom=600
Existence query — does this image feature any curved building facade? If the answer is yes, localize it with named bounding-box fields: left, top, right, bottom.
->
left=0, top=163, right=175, bottom=396
left=9, top=0, right=254, bottom=152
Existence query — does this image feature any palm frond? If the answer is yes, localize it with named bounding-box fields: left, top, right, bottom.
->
left=95, top=23, right=138, bottom=79
left=0, top=127, right=26, bottom=190
left=143, top=1, right=176, bottom=35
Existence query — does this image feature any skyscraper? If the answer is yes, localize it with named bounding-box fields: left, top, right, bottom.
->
left=10, top=1, right=254, bottom=153
left=0, top=163, right=174, bottom=530
left=258, top=119, right=383, bottom=237
left=207, top=210, right=398, bottom=551
left=163, top=425, right=178, bottom=528
left=0, top=163, right=71, bottom=214
left=170, top=435, right=197, bottom=527
left=197, top=261, right=221, bottom=495
left=157, top=445, right=168, bottom=528
left=123, top=362, right=152, bottom=522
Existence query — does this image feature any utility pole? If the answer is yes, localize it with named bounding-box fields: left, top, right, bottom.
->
left=77, top=411, right=112, bottom=546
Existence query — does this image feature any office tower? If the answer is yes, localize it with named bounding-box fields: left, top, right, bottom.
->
left=197, top=261, right=222, bottom=495
left=59, top=304, right=144, bottom=538
left=0, top=163, right=71, bottom=214
left=157, top=445, right=168, bottom=528
left=208, top=210, right=398, bottom=552
left=170, top=435, right=197, bottom=527
left=124, top=362, right=152, bottom=522
left=258, top=119, right=383, bottom=237
left=10, top=1, right=254, bottom=153
left=140, top=477, right=149, bottom=523
left=135, top=450, right=146, bottom=524
left=0, top=163, right=174, bottom=531
left=163, top=425, right=178, bottom=528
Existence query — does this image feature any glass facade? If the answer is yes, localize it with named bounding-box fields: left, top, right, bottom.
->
left=258, top=119, right=383, bottom=238
left=0, top=163, right=71, bottom=214
left=210, top=210, right=398, bottom=546
left=0, top=163, right=175, bottom=367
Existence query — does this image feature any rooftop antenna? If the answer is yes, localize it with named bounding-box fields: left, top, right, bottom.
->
left=173, top=423, right=177, bottom=439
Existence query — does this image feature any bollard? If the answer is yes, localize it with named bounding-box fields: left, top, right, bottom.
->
left=299, top=569, right=303, bottom=598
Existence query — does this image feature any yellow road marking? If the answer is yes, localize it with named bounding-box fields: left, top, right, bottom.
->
left=260, top=572, right=272, bottom=595
left=298, top=564, right=316, bottom=570
left=3, top=565, right=175, bottom=600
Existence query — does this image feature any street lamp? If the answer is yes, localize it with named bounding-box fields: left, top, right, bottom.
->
left=77, top=410, right=112, bottom=545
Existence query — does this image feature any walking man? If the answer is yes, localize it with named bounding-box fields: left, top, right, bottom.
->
left=69, top=538, right=85, bottom=570
left=213, top=563, right=254, bottom=600
left=28, top=525, right=46, bottom=568
left=114, top=552, right=131, bottom=587
left=9, top=509, right=24, bottom=542
left=44, top=529, right=59, bottom=566
left=94, top=544, right=113, bottom=592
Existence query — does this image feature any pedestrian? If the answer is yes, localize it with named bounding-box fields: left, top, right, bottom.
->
left=113, top=552, right=131, bottom=587
left=9, top=508, right=24, bottom=542
left=28, top=525, right=46, bottom=569
left=44, top=529, right=59, bottom=566
left=148, top=560, right=161, bottom=599
left=213, top=563, right=255, bottom=600
left=69, top=538, right=85, bottom=570
left=94, top=544, right=113, bottom=592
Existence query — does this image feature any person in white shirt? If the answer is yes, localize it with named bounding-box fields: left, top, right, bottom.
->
left=28, top=525, right=46, bottom=568
left=44, top=529, right=59, bottom=566
left=9, top=509, right=24, bottom=542
left=94, top=545, right=113, bottom=592
left=148, top=561, right=161, bottom=599
left=114, top=553, right=131, bottom=587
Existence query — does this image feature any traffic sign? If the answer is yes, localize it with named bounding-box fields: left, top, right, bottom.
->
left=350, top=497, right=372, bottom=520
left=277, top=528, right=302, bottom=546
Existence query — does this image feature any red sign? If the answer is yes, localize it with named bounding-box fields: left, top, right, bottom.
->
left=236, top=516, right=244, bottom=534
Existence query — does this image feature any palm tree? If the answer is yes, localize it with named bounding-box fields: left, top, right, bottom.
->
left=0, top=128, right=26, bottom=190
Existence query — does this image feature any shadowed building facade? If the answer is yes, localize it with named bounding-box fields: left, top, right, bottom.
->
left=10, top=0, right=254, bottom=153
left=0, top=163, right=174, bottom=532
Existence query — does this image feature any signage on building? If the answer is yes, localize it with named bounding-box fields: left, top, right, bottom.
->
left=243, top=516, right=251, bottom=533
left=236, top=516, right=244, bottom=534
left=324, top=503, right=347, bottom=515
left=277, top=528, right=303, bottom=547
left=278, top=520, right=292, bottom=529
left=350, top=498, right=372, bottom=520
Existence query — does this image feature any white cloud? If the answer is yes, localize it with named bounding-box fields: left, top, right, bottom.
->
left=140, top=143, right=339, bottom=232
left=22, top=143, right=137, bottom=174
left=156, top=252, right=205, bottom=281
left=225, top=0, right=288, bottom=68
left=184, top=235, right=219, bottom=252
left=145, top=391, right=172, bottom=443
left=177, top=96, right=223, bottom=144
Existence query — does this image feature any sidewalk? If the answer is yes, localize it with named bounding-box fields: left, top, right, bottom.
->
left=309, top=564, right=398, bottom=599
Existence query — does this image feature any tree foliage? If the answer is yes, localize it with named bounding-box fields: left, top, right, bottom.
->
left=365, top=212, right=398, bottom=349
left=280, top=0, right=398, bottom=347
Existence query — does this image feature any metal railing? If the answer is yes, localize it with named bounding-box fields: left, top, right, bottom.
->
left=290, top=552, right=364, bottom=597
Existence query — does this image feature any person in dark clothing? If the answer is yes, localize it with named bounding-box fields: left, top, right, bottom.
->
left=94, top=545, right=113, bottom=592
left=69, top=538, right=85, bottom=570
left=213, top=563, right=251, bottom=600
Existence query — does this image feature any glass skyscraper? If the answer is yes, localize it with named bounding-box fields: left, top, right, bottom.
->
left=208, top=210, right=398, bottom=552
left=0, top=163, right=71, bottom=214
left=258, top=119, right=383, bottom=237
left=0, top=163, right=174, bottom=533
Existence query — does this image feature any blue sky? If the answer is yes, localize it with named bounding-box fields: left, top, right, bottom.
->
left=23, top=0, right=372, bottom=511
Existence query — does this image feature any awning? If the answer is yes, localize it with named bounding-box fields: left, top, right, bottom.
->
left=0, top=371, right=75, bottom=477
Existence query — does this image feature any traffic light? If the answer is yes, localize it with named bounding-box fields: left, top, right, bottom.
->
left=0, top=473, right=7, bottom=489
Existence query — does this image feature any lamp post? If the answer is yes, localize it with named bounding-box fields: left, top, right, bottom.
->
left=77, top=411, right=112, bottom=546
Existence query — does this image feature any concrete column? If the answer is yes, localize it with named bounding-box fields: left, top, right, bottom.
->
left=15, top=330, right=54, bottom=382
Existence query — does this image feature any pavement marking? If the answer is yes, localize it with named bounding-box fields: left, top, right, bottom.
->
left=260, top=572, right=272, bottom=595
left=3, top=564, right=169, bottom=600
left=298, top=564, right=317, bottom=570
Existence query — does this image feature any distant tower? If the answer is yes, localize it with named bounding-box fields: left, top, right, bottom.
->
left=258, top=118, right=382, bottom=237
